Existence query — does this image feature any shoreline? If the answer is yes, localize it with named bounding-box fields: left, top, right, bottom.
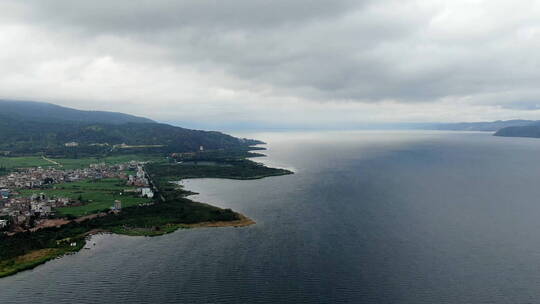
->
left=0, top=187, right=256, bottom=279
left=0, top=211, right=255, bottom=279
left=181, top=214, right=255, bottom=228
left=0, top=148, right=290, bottom=279
left=106, top=210, right=255, bottom=237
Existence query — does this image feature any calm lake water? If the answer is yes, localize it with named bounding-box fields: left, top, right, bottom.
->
left=3, top=131, right=540, bottom=303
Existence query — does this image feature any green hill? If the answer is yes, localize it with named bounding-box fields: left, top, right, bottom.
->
left=0, top=101, right=262, bottom=156
left=0, top=100, right=154, bottom=124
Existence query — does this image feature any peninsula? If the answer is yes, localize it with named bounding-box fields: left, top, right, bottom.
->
left=0, top=100, right=292, bottom=278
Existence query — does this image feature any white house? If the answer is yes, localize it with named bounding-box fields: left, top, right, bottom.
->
left=136, top=168, right=145, bottom=179
left=140, top=187, right=154, bottom=198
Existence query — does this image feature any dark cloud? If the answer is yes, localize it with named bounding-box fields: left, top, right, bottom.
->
left=22, top=0, right=368, bottom=32
left=1, top=0, right=540, bottom=125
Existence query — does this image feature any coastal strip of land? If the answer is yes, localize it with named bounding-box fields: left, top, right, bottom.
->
left=0, top=148, right=292, bottom=278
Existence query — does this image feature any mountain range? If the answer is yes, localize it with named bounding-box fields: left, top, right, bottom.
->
left=425, top=119, right=540, bottom=139
left=423, top=120, right=539, bottom=132
left=2, top=99, right=540, bottom=152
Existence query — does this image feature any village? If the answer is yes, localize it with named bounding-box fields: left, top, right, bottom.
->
left=0, top=161, right=155, bottom=233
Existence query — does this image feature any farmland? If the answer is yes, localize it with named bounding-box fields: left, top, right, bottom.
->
left=0, top=156, right=56, bottom=170
left=20, top=178, right=151, bottom=217
left=0, top=154, right=165, bottom=171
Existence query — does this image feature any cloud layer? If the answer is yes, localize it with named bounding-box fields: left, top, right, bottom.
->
left=2, top=0, right=540, bottom=128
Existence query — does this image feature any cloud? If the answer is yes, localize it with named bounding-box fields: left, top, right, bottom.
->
left=1, top=0, right=540, bottom=127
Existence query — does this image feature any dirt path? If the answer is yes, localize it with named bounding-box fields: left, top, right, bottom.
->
left=42, top=156, right=62, bottom=167
left=75, top=212, right=108, bottom=223
left=30, top=219, right=70, bottom=231
left=23, top=212, right=108, bottom=233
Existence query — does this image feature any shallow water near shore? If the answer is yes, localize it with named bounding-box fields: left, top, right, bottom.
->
left=3, top=131, right=540, bottom=303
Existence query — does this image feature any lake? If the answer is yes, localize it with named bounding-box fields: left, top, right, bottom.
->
left=2, top=131, right=540, bottom=303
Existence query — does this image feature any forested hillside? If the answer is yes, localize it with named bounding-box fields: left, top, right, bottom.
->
left=0, top=101, right=261, bottom=155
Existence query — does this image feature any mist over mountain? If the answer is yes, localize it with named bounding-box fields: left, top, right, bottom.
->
left=419, top=120, right=539, bottom=132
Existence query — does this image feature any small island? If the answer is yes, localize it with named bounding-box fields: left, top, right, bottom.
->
left=0, top=101, right=293, bottom=278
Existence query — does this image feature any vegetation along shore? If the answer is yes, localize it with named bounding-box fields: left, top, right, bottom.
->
left=0, top=148, right=291, bottom=278
left=0, top=101, right=292, bottom=279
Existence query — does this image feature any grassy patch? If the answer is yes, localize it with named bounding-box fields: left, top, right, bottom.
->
left=53, top=154, right=166, bottom=170
left=0, top=241, right=84, bottom=278
left=147, top=159, right=293, bottom=181
left=108, top=224, right=186, bottom=237
left=0, top=154, right=166, bottom=171
left=20, top=178, right=151, bottom=217
left=0, top=156, right=56, bottom=170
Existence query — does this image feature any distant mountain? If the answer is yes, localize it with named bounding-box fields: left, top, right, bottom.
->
left=420, top=120, right=539, bottom=132
left=494, top=125, right=540, bottom=138
left=0, top=100, right=262, bottom=156
left=0, top=100, right=154, bottom=124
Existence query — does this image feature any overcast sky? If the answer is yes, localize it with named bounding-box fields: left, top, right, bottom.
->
left=1, top=0, right=540, bottom=129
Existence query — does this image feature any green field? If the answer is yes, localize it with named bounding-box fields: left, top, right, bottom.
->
left=53, top=154, right=166, bottom=170
left=0, top=154, right=166, bottom=171
left=0, top=156, right=56, bottom=170
left=20, top=178, right=152, bottom=217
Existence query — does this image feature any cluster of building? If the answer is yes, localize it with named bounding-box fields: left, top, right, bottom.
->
left=127, top=165, right=149, bottom=186
left=126, top=166, right=154, bottom=198
left=0, top=193, right=73, bottom=229
left=0, top=161, right=153, bottom=232
left=0, top=165, right=128, bottom=190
